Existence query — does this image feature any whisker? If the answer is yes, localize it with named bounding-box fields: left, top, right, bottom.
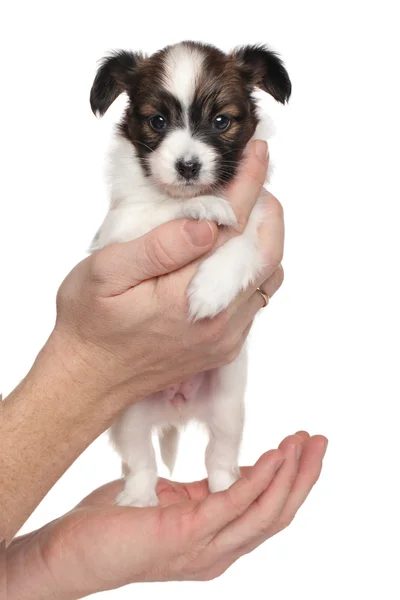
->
left=131, top=139, right=156, bottom=153
left=219, top=149, right=240, bottom=157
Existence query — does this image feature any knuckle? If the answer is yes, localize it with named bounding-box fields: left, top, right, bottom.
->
left=235, top=212, right=249, bottom=234
left=223, top=344, right=241, bottom=366
left=217, top=332, right=237, bottom=357
left=223, top=489, right=247, bottom=519
left=276, top=265, right=285, bottom=287
left=266, top=264, right=284, bottom=296
left=259, top=523, right=272, bottom=537
left=56, top=280, right=70, bottom=309
left=266, top=245, right=284, bottom=272
left=272, top=196, right=284, bottom=220
left=88, top=250, right=109, bottom=286
left=256, top=516, right=274, bottom=537
left=277, top=514, right=294, bottom=531
left=261, top=190, right=284, bottom=219
left=253, top=507, right=274, bottom=536
left=144, top=235, right=176, bottom=274
left=201, top=311, right=230, bottom=344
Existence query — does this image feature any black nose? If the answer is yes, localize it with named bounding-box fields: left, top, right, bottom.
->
left=176, top=160, right=201, bottom=180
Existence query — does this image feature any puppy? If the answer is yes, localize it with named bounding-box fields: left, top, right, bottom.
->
left=89, top=41, right=291, bottom=507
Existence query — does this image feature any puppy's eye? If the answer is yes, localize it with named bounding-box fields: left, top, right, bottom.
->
left=212, top=115, right=231, bottom=132
left=149, top=115, right=167, bottom=132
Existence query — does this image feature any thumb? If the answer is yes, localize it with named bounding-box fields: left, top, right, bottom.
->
left=91, top=219, right=217, bottom=296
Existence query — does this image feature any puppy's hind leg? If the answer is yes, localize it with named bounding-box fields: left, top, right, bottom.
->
left=110, top=403, right=159, bottom=508
left=204, top=348, right=247, bottom=493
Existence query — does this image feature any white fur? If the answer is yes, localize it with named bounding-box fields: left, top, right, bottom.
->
left=188, top=200, right=266, bottom=320
left=111, top=348, right=247, bottom=505
left=163, top=44, right=204, bottom=109
left=92, top=130, right=267, bottom=506
left=90, top=51, right=273, bottom=505
left=148, top=128, right=218, bottom=192
left=144, top=44, right=219, bottom=198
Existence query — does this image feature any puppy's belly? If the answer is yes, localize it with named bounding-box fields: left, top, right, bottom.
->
left=144, top=371, right=215, bottom=421
left=152, top=372, right=206, bottom=405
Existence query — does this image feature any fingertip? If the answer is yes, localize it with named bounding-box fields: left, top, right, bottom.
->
left=294, top=431, right=310, bottom=440
left=282, top=439, right=303, bottom=461
left=253, top=139, right=269, bottom=163
left=278, top=433, right=304, bottom=451
left=311, top=435, right=329, bottom=456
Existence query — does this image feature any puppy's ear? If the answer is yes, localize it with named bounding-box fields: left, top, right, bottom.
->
left=233, top=45, right=291, bottom=104
left=90, top=50, right=140, bottom=117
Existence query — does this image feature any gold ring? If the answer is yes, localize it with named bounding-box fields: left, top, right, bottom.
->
left=256, top=287, right=269, bottom=308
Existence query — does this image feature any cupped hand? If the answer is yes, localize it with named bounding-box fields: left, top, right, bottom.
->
left=20, top=432, right=328, bottom=598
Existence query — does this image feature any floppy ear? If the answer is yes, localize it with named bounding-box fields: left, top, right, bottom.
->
left=90, top=50, right=140, bottom=117
left=233, top=45, right=291, bottom=104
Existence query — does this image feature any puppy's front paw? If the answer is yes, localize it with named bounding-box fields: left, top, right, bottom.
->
left=183, top=197, right=237, bottom=227
left=188, top=261, right=238, bottom=320
left=188, top=235, right=262, bottom=321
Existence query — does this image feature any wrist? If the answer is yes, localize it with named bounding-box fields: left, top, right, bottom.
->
left=41, top=328, right=134, bottom=418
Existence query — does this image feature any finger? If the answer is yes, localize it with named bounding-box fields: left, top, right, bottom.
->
left=210, top=435, right=303, bottom=553
left=238, top=435, right=328, bottom=555
left=159, top=171, right=282, bottom=296
left=224, top=140, right=269, bottom=233
left=196, top=449, right=284, bottom=538
left=269, top=435, right=328, bottom=536
left=294, top=430, right=311, bottom=441
left=89, top=219, right=218, bottom=296
left=222, top=199, right=284, bottom=312
left=76, top=479, right=124, bottom=507
left=219, top=320, right=254, bottom=368
left=250, top=265, right=285, bottom=309
left=225, top=265, right=284, bottom=332
left=249, top=264, right=285, bottom=308
left=260, top=264, right=285, bottom=299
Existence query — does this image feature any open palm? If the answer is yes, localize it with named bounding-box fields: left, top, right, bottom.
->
left=39, top=432, right=327, bottom=598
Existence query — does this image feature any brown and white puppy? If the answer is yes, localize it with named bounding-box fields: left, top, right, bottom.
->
left=90, top=41, right=290, bottom=507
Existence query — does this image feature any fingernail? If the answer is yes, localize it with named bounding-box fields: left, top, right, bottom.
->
left=183, top=220, right=215, bottom=246
left=254, top=140, right=269, bottom=163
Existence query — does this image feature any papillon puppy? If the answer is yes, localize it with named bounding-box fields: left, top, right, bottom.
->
left=89, top=41, right=291, bottom=507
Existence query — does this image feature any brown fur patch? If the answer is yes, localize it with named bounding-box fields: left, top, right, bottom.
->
left=90, top=41, right=290, bottom=186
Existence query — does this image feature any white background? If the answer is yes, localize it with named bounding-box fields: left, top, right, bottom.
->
left=2, top=1, right=400, bottom=598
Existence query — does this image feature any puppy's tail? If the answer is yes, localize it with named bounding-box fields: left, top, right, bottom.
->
left=159, top=426, right=180, bottom=474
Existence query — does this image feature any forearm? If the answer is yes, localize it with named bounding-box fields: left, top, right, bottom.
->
left=3, top=332, right=128, bottom=543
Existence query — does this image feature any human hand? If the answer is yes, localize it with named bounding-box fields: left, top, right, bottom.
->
left=51, top=141, right=284, bottom=410
left=6, top=432, right=327, bottom=598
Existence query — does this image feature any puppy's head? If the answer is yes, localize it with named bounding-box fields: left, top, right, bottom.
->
left=90, top=42, right=291, bottom=199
